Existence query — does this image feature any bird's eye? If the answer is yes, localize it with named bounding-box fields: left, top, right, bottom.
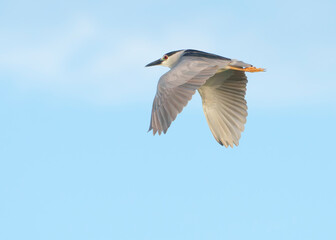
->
left=163, top=55, right=168, bottom=60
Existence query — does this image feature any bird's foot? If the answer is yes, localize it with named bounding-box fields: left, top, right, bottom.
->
left=228, top=66, right=265, bottom=72
left=244, top=67, right=265, bottom=72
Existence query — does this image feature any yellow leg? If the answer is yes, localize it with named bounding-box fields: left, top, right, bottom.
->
left=228, top=66, right=265, bottom=72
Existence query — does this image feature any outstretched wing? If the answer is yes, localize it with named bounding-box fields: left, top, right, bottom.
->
left=198, top=70, right=248, bottom=147
left=149, top=57, right=223, bottom=135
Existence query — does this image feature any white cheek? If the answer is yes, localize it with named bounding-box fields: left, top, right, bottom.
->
left=162, top=58, right=174, bottom=68
left=161, top=60, right=168, bottom=67
left=162, top=59, right=171, bottom=67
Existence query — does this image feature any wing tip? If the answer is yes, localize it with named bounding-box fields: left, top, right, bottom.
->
left=217, top=138, right=241, bottom=148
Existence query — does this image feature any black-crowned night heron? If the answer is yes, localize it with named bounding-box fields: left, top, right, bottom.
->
left=145, top=49, right=265, bottom=147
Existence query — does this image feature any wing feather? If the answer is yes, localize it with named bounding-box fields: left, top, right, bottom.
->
left=198, top=70, right=248, bottom=147
left=148, top=57, right=225, bottom=135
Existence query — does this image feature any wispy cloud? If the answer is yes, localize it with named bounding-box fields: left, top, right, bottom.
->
left=1, top=17, right=96, bottom=78
left=0, top=16, right=218, bottom=105
left=1, top=15, right=335, bottom=108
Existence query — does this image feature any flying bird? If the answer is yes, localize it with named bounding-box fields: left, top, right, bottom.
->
left=146, top=49, right=265, bottom=147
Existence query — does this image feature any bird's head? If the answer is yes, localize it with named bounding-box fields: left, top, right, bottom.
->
left=145, top=50, right=184, bottom=68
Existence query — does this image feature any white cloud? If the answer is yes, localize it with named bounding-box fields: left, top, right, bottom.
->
left=1, top=16, right=334, bottom=108
left=1, top=17, right=96, bottom=78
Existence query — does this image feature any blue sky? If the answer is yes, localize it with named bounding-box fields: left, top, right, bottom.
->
left=0, top=0, right=335, bottom=239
